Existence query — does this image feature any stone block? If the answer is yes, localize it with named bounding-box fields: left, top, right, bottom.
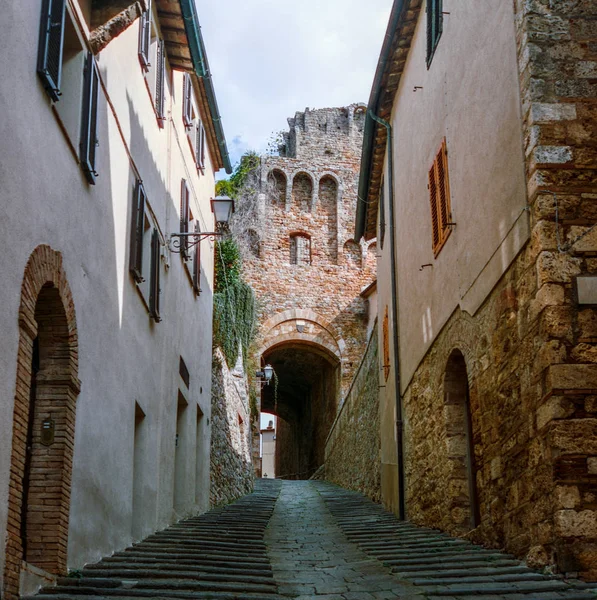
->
left=530, top=103, right=577, bottom=124
left=537, top=396, right=575, bottom=430
left=554, top=510, right=597, bottom=538
left=550, top=419, right=597, bottom=454
left=545, top=364, right=597, bottom=393
left=533, top=145, right=573, bottom=164
left=555, top=485, right=581, bottom=509
left=536, top=252, right=582, bottom=286
left=588, top=458, right=597, bottom=475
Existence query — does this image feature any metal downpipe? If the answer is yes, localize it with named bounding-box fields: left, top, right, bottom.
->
left=368, top=110, right=405, bottom=521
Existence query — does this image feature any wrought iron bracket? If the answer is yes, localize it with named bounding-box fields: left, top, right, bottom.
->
left=167, top=231, right=222, bottom=253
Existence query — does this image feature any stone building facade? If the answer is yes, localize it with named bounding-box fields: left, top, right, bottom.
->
left=356, top=0, right=597, bottom=580
left=240, top=106, right=376, bottom=479
left=0, top=1, right=230, bottom=597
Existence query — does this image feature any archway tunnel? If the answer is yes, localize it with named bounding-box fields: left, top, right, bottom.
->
left=261, top=341, right=340, bottom=479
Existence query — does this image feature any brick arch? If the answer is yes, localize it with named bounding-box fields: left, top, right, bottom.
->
left=3, top=245, right=80, bottom=600
left=290, top=170, right=317, bottom=211
left=259, top=309, right=346, bottom=357
left=267, top=168, right=288, bottom=207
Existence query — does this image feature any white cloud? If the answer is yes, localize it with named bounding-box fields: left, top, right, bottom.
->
left=198, top=0, right=393, bottom=170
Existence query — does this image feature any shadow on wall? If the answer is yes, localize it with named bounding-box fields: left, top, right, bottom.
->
left=210, top=350, right=254, bottom=507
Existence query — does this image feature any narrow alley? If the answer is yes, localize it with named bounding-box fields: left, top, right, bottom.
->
left=25, top=481, right=597, bottom=600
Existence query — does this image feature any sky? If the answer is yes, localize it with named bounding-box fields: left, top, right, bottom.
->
left=198, top=0, right=394, bottom=171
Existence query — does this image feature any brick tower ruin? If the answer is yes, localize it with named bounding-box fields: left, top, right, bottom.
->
left=241, top=105, right=376, bottom=479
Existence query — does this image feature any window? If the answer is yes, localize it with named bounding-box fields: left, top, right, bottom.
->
left=180, top=179, right=191, bottom=260
left=192, top=222, right=201, bottom=295
left=183, top=73, right=206, bottom=172
left=139, top=1, right=166, bottom=125
left=383, top=306, right=390, bottom=381
left=37, top=0, right=66, bottom=102
left=290, top=234, right=311, bottom=266
left=80, top=52, right=100, bottom=184
left=426, top=0, right=443, bottom=68
left=138, top=0, right=152, bottom=70
left=129, top=180, right=162, bottom=321
left=379, top=176, right=386, bottom=250
left=428, top=138, right=452, bottom=256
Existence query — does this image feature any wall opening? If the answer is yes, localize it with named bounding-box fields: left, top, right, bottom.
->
left=343, top=240, right=362, bottom=268
left=318, top=176, right=338, bottom=262
left=174, top=391, right=188, bottom=512
left=292, top=172, right=313, bottom=212
left=290, top=233, right=311, bottom=266
left=195, top=405, right=204, bottom=503
left=444, top=349, right=480, bottom=531
left=132, top=402, right=147, bottom=540
left=269, top=169, right=287, bottom=206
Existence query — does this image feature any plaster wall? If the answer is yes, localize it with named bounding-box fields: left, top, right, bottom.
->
left=389, top=0, right=528, bottom=390
left=261, top=430, right=276, bottom=479
left=0, top=0, right=219, bottom=589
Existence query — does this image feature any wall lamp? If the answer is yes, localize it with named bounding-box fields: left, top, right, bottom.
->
left=256, top=364, right=274, bottom=385
left=168, top=196, right=235, bottom=253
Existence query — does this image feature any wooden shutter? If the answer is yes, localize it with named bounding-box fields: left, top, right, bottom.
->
left=37, top=0, right=66, bottom=102
left=192, top=222, right=201, bottom=294
left=180, top=179, right=190, bottom=260
left=149, top=228, right=161, bottom=322
left=183, top=74, right=193, bottom=127
left=195, top=122, right=203, bottom=170
left=200, top=123, right=206, bottom=169
left=138, top=0, right=152, bottom=70
left=383, top=306, right=390, bottom=381
left=426, top=0, right=443, bottom=68
left=80, top=52, right=100, bottom=184
left=429, top=138, right=452, bottom=256
left=129, top=181, right=146, bottom=282
left=155, top=39, right=165, bottom=124
left=379, top=176, right=386, bottom=250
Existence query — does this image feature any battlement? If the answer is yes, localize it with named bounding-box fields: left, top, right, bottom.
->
left=279, top=104, right=366, bottom=159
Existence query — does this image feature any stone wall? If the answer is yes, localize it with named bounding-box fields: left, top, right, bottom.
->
left=325, top=324, right=381, bottom=502
left=403, top=0, right=597, bottom=579
left=210, top=349, right=254, bottom=507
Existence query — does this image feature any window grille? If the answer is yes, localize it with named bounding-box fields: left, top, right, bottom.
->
left=37, top=0, right=66, bottom=101
left=290, top=234, right=311, bottom=266
left=428, top=138, right=452, bottom=256
left=426, top=0, right=443, bottom=68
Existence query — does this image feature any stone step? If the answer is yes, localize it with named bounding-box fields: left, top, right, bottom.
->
left=117, top=548, right=270, bottom=564
left=83, top=564, right=273, bottom=581
left=101, top=555, right=272, bottom=571
left=358, top=538, right=470, bottom=551
left=389, top=558, right=522, bottom=570
left=423, top=578, right=571, bottom=596
left=409, top=571, right=551, bottom=585
left=395, top=565, right=533, bottom=579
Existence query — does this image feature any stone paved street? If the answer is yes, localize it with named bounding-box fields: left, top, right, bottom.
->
left=25, top=480, right=597, bottom=600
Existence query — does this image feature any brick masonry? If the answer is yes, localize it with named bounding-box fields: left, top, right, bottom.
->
left=325, top=323, right=381, bottom=503
left=239, top=105, right=376, bottom=475
left=402, top=0, right=597, bottom=579
left=3, top=245, right=80, bottom=600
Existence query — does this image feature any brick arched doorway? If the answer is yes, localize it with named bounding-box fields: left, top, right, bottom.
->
left=3, top=246, right=79, bottom=600
left=444, top=349, right=480, bottom=532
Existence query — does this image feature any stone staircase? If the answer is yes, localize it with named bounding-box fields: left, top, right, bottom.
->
left=25, top=480, right=283, bottom=600
left=315, top=482, right=597, bottom=599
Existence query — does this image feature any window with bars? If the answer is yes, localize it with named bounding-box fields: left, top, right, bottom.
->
left=289, top=234, right=311, bottom=266
left=180, top=179, right=191, bottom=260
left=428, top=138, right=452, bottom=256
left=426, top=0, right=443, bottom=68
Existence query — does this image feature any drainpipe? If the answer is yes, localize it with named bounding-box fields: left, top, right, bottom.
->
left=368, top=110, right=405, bottom=521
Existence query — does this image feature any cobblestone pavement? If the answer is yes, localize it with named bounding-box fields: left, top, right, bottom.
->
left=25, top=479, right=597, bottom=600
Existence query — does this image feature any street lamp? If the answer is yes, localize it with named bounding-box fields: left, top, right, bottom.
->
left=256, top=364, right=274, bottom=385
left=168, top=196, right=234, bottom=253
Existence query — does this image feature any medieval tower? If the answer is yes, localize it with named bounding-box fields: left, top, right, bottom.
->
left=241, top=105, right=376, bottom=479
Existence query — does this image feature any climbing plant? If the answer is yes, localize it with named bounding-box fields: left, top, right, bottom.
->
left=213, top=238, right=257, bottom=368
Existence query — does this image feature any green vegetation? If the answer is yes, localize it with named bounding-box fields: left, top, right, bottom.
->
left=215, top=151, right=260, bottom=199
left=213, top=238, right=257, bottom=368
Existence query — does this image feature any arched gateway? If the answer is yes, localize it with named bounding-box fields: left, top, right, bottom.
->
left=3, top=246, right=80, bottom=600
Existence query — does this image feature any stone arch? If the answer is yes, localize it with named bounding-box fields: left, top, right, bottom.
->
left=443, top=348, right=480, bottom=533
left=268, top=168, right=287, bottom=207
left=3, top=245, right=80, bottom=600
left=318, top=175, right=339, bottom=263
left=343, top=239, right=362, bottom=268
left=291, top=172, right=314, bottom=213
left=258, top=309, right=346, bottom=358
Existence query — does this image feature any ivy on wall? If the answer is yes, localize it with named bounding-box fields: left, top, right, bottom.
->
left=213, top=238, right=257, bottom=368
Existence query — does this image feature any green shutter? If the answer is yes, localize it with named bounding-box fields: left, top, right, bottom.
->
left=37, top=0, right=66, bottom=102
left=80, top=52, right=100, bottom=184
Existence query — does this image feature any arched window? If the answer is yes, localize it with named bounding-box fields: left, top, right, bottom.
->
left=290, top=233, right=311, bottom=266
left=268, top=169, right=287, bottom=206
left=292, top=172, right=313, bottom=212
